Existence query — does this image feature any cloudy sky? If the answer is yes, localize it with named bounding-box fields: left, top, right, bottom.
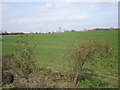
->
left=0, top=2, right=118, bottom=33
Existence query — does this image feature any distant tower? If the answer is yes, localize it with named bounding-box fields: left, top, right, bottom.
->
left=40, top=28, right=41, bottom=33
left=59, top=27, right=61, bottom=32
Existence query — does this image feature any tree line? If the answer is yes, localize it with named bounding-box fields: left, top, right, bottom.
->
left=1, top=32, right=24, bottom=35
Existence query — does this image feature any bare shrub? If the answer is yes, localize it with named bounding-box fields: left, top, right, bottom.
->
left=69, top=40, right=113, bottom=84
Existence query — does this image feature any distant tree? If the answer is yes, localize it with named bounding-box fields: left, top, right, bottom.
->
left=71, top=30, right=76, bottom=32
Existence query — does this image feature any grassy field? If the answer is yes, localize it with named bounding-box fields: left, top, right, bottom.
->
left=2, top=30, right=118, bottom=88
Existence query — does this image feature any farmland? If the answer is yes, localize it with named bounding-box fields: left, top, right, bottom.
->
left=2, top=30, right=118, bottom=88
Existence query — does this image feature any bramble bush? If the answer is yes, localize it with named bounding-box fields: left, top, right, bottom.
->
left=13, top=34, right=39, bottom=79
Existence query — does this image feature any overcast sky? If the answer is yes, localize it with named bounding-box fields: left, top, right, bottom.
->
left=0, top=2, right=118, bottom=33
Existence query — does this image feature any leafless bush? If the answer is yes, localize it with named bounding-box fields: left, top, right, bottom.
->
left=69, top=40, right=113, bottom=84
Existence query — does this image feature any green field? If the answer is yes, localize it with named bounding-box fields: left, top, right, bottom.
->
left=2, top=30, right=118, bottom=88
